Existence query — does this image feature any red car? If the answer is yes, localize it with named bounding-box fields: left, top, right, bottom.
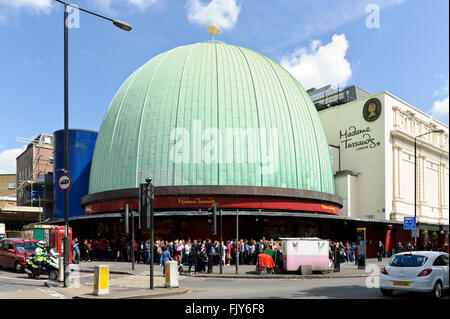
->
left=0, top=238, right=38, bottom=272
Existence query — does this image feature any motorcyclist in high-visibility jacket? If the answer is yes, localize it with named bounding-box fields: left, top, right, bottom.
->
left=34, top=241, right=47, bottom=264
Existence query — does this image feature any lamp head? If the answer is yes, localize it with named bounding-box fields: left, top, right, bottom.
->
left=113, top=19, right=132, bottom=31
left=432, top=129, right=444, bottom=134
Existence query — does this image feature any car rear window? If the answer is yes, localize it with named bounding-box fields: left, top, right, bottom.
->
left=15, top=242, right=37, bottom=252
left=389, top=255, right=427, bottom=267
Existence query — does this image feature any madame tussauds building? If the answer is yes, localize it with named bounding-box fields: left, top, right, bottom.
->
left=79, top=41, right=346, bottom=241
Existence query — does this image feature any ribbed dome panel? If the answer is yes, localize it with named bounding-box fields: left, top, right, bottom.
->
left=89, top=43, right=335, bottom=195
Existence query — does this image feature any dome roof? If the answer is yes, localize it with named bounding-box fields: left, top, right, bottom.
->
left=89, top=42, right=335, bottom=195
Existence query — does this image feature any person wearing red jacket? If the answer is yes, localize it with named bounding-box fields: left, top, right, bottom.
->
left=97, top=238, right=106, bottom=260
left=231, top=240, right=237, bottom=265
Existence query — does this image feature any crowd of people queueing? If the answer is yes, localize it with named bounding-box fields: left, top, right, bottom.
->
left=329, top=241, right=357, bottom=264
left=329, top=240, right=431, bottom=266
left=71, top=236, right=281, bottom=274
left=71, top=236, right=443, bottom=274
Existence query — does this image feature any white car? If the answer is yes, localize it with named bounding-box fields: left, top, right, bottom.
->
left=379, top=251, right=449, bottom=298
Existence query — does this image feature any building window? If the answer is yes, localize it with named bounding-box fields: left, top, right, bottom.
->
left=8, top=182, right=15, bottom=189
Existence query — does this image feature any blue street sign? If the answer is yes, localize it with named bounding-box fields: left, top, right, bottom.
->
left=404, top=217, right=416, bottom=230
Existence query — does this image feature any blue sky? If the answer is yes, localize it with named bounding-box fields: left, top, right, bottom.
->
left=0, top=0, right=448, bottom=173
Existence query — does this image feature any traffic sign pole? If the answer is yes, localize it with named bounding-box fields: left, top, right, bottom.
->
left=58, top=173, right=71, bottom=288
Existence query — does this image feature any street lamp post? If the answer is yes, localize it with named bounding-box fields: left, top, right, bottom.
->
left=144, top=178, right=154, bottom=290
left=54, top=0, right=131, bottom=287
left=414, top=129, right=444, bottom=249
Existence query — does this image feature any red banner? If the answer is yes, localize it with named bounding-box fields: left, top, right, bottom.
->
left=84, top=195, right=340, bottom=215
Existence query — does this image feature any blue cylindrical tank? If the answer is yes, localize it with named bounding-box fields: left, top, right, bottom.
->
left=53, top=129, right=98, bottom=219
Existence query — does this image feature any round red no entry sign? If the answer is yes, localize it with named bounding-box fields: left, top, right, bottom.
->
left=58, top=174, right=71, bottom=191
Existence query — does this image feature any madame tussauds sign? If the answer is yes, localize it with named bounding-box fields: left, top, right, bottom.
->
left=340, top=125, right=381, bottom=151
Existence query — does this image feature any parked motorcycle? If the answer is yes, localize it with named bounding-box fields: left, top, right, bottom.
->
left=25, top=249, right=59, bottom=280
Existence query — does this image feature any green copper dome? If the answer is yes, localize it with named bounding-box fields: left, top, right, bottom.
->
left=89, top=42, right=335, bottom=195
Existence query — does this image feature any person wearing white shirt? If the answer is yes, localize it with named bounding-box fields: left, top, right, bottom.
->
left=184, top=240, right=191, bottom=265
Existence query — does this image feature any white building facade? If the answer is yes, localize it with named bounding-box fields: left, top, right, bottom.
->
left=318, top=90, right=449, bottom=248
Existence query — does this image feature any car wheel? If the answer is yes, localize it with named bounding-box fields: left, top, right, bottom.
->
left=380, top=288, right=393, bottom=296
left=49, top=270, right=58, bottom=281
left=15, top=262, right=23, bottom=273
left=431, top=281, right=443, bottom=299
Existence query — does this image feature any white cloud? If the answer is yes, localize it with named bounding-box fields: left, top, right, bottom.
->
left=185, top=0, right=241, bottom=30
left=280, top=34, right=352, bottom=91
left=430, top=97, right=449, bottom=122
left=0, top=148, right=23, bottom=174
left=127, top=0, right=158, bottom=10
left=92, top=0, right=158, bottom=14
left=260, top=0, right=408, bottom=54
left=0, top=0, right=52, bottom=23
left=0, top=0, right=52, bottom=12
left=433, top=79, right=449, bottom=98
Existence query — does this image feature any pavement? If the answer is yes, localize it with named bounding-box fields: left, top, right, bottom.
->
left=44, top=258, right=384, bottom=299
left=44, top=265, right=189, bottom=299
left=44, top=278, right=189, bottom=299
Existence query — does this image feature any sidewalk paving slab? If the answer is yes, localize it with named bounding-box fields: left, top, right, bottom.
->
left=70, top=258, right=384, bottom=279
left=44, top=258, right=386, bottom=299
left=44, top=279, right=190, bottom=299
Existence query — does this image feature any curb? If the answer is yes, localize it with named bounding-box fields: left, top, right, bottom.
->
left=75, top=268, right=370, bottom=279
left=44, top=280, right=190, bottom=299
left=188, top=274, right=370, bottom=279
left=73, top=287, right=191, bottom=299
left=44, top=280, right=76, bottom=299
left=77, top=268, right=134, bottom=275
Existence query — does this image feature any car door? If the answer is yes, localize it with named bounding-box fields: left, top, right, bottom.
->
left=441, top=254, right=449, bottom=288
left=0, top=240, right=5, bottom=267
left=3, top=241, right=14, bottom=268
left=432, top=255, right=447, bottom=288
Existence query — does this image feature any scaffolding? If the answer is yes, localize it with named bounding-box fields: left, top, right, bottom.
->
left=16, top=176, right=53, bottom=215
left=15, top=133, right=54, bottom=219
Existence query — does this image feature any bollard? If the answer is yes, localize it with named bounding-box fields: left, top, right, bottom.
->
left=58, top=257, right=64, bottom=282
left=165, top=261, right=179, bottom=288
left=93, top=265, right=109, bottom=296
left=207, top=255, right=213, bottom=273
left=334, top=258, right=341, bottom=272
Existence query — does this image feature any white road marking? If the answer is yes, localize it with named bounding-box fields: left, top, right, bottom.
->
left=0, top=275, right=40, bottom=282
left=76, top=274, right=94, bottom=278
left=39, top=288, right=66, bottom=299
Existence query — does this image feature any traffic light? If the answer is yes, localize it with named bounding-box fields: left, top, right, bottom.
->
left=139, top=180, right=154, bottom=230
left=139, top=183, right=149, bottom=229
left=207, top=204, right=217, bottom=235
